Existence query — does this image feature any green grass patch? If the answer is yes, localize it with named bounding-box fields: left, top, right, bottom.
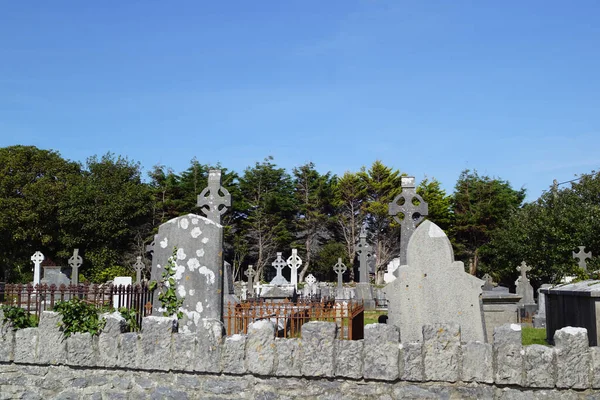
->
left=364, top=310, right=386, bottom=325
left=522, top=327, right=548, bottom=346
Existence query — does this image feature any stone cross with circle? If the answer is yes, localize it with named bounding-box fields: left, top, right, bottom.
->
left=197, top=170, right=231, bottom=224
left=573, top=246, right=592, bottom=271
left=333, top=258, right=347, bottom=289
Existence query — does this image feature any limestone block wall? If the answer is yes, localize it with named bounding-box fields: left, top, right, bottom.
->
left=1, top=312, right=600, bottom=399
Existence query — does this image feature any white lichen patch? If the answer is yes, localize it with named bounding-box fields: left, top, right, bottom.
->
left=198, top=266, right=216, bottom=285
left=179, top=218, right=189, bottom=230
left=510, top=324, right=522, bottom=331
left=196, top=249, right=205, bottom=257
left=174, top=264, right=185, bottom=280
left=177, top=248, right=187, bottom=260
left=196, top=302, right=203, bottom=313
left=189, top=289, right=195, bottom=296
left=201, top=237, right=209, bottom=244
left=181, top=308, right=201, bottom=327
left=160, top=237, right=168, bottom=248
left=191, top=227, right=202, bottom=238
left=178, top=285, right=186, bottom=298
left=192, top=218, right=199, bottom=225
left=187, top=258, right=200, bottom=271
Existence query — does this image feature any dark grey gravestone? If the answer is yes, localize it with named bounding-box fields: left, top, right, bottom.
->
left=384, top=220, right=486, bottom=342
left=573, top=246, right=592, bottom=272
left=270, top=252, right=289, bottom=285
left=68, top=248, right=82, bottom=285
left=150, top=213, right=223, bottom=333
left=223, top=260, right=238, bottom=307
left=533, top=283, right=552, bottom=328
left=197, top=169, right=231, bottom=225
left=333, top=258, right=347, bottom=293
left=388, top=176, right=428, bottom=270
left=356, top=228, right=373, bottom=284
left=133, top=256, right=145, bottom=283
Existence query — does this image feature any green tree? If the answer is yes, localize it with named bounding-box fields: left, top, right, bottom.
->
left=292, top=162, right=335, bottom=282
left=238, top=157, right=296, bottom=281
left=451, top=169, right=526, bottom=276
left=417, top=177, right=452, bottom=232
left=59, top=153, right=153, bottom=281
left=313, top=241, right=351, bottom=282
left=486, top=171, right=600, bottom=284
left=358, top=161, right=403, bottom=284
left=332, top=172, right=367, bottom=281
left=0, top=145, right=80, bottom=281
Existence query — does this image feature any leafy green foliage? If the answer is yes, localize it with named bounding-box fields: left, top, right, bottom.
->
left=0, top=305, right=38, bottom=330
left=313, top=241, right=351, bottom=281
left=88, top=265, right=133, bottom=284
left=156, top=247, right=184, bottom=319
left=451, top=169, right=526, bottom=275
left=417, top=177, right=452, bottom=231
left=118, top=307, right=140, bottom=332
left=53, top=298, right=106, bottom=337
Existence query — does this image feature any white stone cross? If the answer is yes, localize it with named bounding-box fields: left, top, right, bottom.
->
left=270, top=252, right=289, bottom=285
left=333, top=258, right=347, bottom=289
left=68, top=248, right=83, bottom=285
left=573, top=246, right=592, bottom=272
left=31, top=251, right=44, bottom=286
left=133, top=256, right=145, bottom=283
left=197, top=170, right=231, bottom=224
left=388, top=176, right=428, bottom=268
left=305, top=274, right=317, bottom=295
left=286, top=249, right=302, bottom=289
left=245, top=265, right=256, bottom=285
left=516, top=261, right=532, bottom=282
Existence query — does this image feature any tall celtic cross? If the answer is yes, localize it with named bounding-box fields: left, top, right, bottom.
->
left=68, top=248, right=83, bottom=285
left=388, top=176, right=428, bottom=267
left=245, top=265, right=256, bottom=285
left=573, top=246, right=592, bottom=272
left=197, top=170, right=231, bottom=224
left=516, top=261, right=532, bottom=283
left=333, top=258, right=347, bottom=289
left=355, top=228, right=372, bottom=283
left=133, top=256, right=145, bottom=283
left=270, top=252, right=289, bottom=285
left=31, top=251, right=44, bottom=286
left=287, top=249, right=303, bottom=289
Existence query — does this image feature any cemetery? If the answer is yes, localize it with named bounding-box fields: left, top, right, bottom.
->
left=0, top=169, right=599, bottom=398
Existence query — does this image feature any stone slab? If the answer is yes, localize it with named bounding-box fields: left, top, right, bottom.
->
left=275, top=338, right=301, bottom=377
left=172, top=333, right=196, bottom=372
left=493, top=324, right=523, bottom=386
left=554, top=327, right=590, bottom=389
left=245, top=320, right=275, bottom=375
left=66, top=332, right=97, bottom=367
left=335, top=339, right=363, bottom=379
left=401, top=342, right=424, bottom=381
left=37, top=311, right=66, bottom=365
left=14, top=327, right=37, bottom=364
left=461, top=341, right=493, bottom=383
left=363, top=324, right=400, bottom=380
left=98, top=312, right=126, bottom=367
left=221, top=334, right=246, bottom=374
left=422, top=323, right=460, bottom=382
left=138, top=316, right=176, bottom=371
left=524, top=344, right=556, bottom=388
left=301, top=322, right=336, bottom=377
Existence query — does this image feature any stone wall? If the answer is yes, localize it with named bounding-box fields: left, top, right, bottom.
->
left=1, top=312, right=600, bottom=399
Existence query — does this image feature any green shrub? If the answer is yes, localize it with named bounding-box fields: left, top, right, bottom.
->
left=0, top=305, right=38, bottom=330
left=53, top=298, right=106, bottom=337
left=149, top=247, right=184, bottom=319
left=118, top=307, right=140, bottom=332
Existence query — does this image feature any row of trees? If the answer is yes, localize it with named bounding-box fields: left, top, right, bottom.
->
left=1, top=145, right=596, bottom=287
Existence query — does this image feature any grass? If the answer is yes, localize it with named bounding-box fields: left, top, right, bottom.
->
left=522, top=327, right=548, bottom=346
left=364, top=310, right=387, bottom=325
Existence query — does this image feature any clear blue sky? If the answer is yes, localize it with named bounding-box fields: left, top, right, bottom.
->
left=1, top=1, right=599, bottom=201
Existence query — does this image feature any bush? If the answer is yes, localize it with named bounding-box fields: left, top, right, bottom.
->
left=53, top=298, right=105, bottom=337
left=0, top=305, right=38, bottom=330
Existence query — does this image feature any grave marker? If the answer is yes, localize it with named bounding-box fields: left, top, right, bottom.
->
left=31, top=251, right=44, bottom=286
left=286, top=249, right=302, bottom=289
left=133, top=256, right=145, bottom=284
left=515, top=261, right=535, bottom=305
left=333, top=258, right=347, bottom=290
left=356, top=228, right=372, bottom=283
left=573, top=246, right=592, bottom=272
left=245, top=265, right=256, bottom=297
left=305, top=274, right=317, bottom=296
left=388, top=176, right=428, bottom=269
left=482, top=273, right=494, bottom=291
left=197, top=170, right=231, bottom=225
left=270, top=252, right=289, bottom=285
left=68, top=248, right=83, bottom=285
left=384, top=220, right=485, bottom=342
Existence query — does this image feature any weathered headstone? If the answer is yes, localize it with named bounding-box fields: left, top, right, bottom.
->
left=482, top=273, right=495, bottom=291
left=150, top=213, right=224, bottom=333
left=223, top=260, right=238, bottom=306
left=384, top=220, right=486, bottom=342
left=333, top=258, right=346, bottom=292
left=388, top=176, right=428, bottom=269
left=197, top=169, right=231, bottom=225
left=356, top=227, right=373, bottom=283
left=305, top=274, right=318, bottom=296
left=133, top=256, right=145, bottom=283
left=270, top=252, right=289, bottom=285
left=573, top=246, right=592, bottom=272
left=41, top=266, right=71, bottom=287
left=384, top=257, right=400, bottom=283
left=68, top=248, right=83, bottom=285
left=533, top=283, right=552, bottom=328
left=244, top=265, right=256, bottom=297
left=515, top=261, right=535, bottom=306
left=31, top=251, right=44, bottom=286
left=286, top=249, right=302, bottom=289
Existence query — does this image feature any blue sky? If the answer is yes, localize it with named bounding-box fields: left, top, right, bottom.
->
left=1, top=1, right=599, bottom=201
